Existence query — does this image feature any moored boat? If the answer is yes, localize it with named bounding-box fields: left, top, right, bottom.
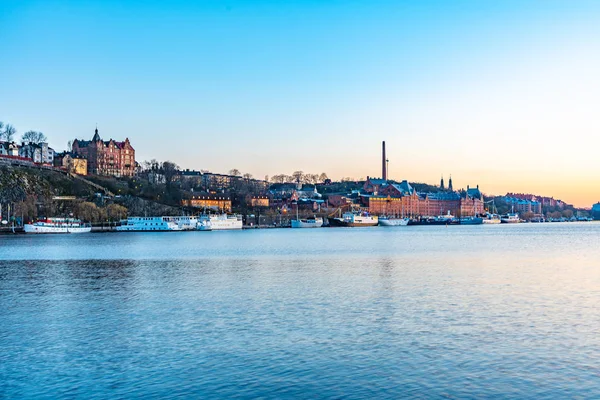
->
left=459, top=216, right=484, bottom=225
left=197, top=214, right=243, bottom=231
left=328, top=212, right=378, bottom=227
left=291, top=217, right=324, bottom=228
left=116, top=216, right=188, bottom=231
left=482, top=213, right=501, bottom=224
left=378, top=216, right=410, bottom=226
left=501, top=213, right=520, bottom=223
left=24, top=218, right=91, bottom=234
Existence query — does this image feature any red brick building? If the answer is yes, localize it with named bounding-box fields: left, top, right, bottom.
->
left=72, top=128, right=135, bottom=177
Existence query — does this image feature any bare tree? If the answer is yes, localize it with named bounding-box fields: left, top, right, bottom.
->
left=243, top=173, right=253, bottom=180
left=229, top=169, right=241, bottom=177
left=21, top=130, right=46, bottom=144
left=319, top=173, right=328, bottom=182
left=292, top=171, right=304, bottom=183
left=0, top=121, right=4, bottom=138
left=3, top=124, right=17, bottom=142
left=161, top=161, right=180, bottom=187
left=67, top=140, right=73, bottom=152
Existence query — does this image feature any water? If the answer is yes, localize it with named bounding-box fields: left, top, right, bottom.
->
left=1, top=224, right=600, bottom=398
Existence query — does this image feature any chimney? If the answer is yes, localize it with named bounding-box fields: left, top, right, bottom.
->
left=382, top=141, right=387, bottom=180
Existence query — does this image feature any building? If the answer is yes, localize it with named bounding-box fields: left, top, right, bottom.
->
left=503, top=196, right=543, bottom=215
left=182, top=194, right=232, bottom=212
left=459, top=185, right=485, bottom=216
left=0, top=141, right=20, bottom=157
left=592, top=202, right=600, bottom=220
left=19, top=142, right=54, bottom=164
left=54, top=152, right=88, bottom=175
left=363, top=177, right=388, bottom=195
left=72, top=128, right=135, bottom=177
left=248, top=195, right=270, bottom=208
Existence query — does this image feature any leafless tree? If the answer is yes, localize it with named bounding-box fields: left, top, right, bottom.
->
left=243, top=173, right=253, bottom=180
left=292, top=171, right=304, bottom=183
left=319, top=173, right=328, bottom=182
left=229, top=169, right=241, bottom=177
left=21, top=130, right=47, bottom=144
left=3, top=124, right=17, bottom=142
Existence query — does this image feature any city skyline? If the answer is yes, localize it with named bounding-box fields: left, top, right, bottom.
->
left=2, top=0, right=599, bottom=207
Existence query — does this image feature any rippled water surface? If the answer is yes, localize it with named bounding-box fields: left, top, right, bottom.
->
left=1, top=224, right=600, bottom=399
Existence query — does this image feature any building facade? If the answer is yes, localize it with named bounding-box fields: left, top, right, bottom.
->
left=72, top=128, right=135, bottom=177
left=182, top=194, right=232, bottom=212
left=54, top=152, right=88, bottom=175
left=0, top=141, right=20, bottom=157
left=19, top=142, right=54, bottom=164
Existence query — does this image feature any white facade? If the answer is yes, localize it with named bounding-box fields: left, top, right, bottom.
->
left=19, top=142, right=54, bottom=164
left=0, top=141, right=20, bottom=157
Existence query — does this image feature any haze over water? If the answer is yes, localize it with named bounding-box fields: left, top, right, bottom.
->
left=2, top=224, right=600, bottom=398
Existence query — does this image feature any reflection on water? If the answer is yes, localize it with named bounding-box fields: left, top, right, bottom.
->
left=1, top=224, right=600, bottom=398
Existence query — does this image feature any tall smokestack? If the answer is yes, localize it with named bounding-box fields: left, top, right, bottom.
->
left=382, top=141, right=387, bottom=180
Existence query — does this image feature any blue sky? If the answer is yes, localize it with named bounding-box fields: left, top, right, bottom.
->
left=1, top=0, right=600, bottom=206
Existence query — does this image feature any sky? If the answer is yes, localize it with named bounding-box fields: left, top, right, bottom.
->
left=1, top=0, right=599, bottom=207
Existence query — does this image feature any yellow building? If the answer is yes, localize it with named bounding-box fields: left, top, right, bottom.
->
left=183, top=195, right=232, bottom=212
left=249, top=195, right=269, bottom=208
left=54, top=153, right=88, bottom=175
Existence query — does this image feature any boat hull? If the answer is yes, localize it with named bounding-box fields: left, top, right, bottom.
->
left=328, top=218, right=378, bottom=227
left=291, top=218, right=323, bottom=228
left=459, top=217, right=484, bottom=225
left=379, top=218, right=409, bottom=226
left=24, top=224, right=91, bottom=234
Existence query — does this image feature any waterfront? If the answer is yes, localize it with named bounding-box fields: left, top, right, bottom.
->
left=1, top=223, right=600, bottom=398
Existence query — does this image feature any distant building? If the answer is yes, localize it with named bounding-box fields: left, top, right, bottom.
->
left=249, top=195, right=270, bottom=208
left=503, top=196, right=543, bottom=215
left=592, top=202, right=600, bottom=220
left=0, top=141, right=20, bottom=157
left=54, top=152, right=88, bottom=175
left=363, top=177, right=388, bottom=194
left=19, top=142, right=54, bottom=164
left=459, top=185, right=485, bottom=216
left=182, top=194, right=232, bottom=212
left=72, top=128, right=135, bottom=177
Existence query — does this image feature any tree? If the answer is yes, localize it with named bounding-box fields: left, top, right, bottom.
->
left=243, top=173, right=253, bottom=180
left=161, top=161, right=179, bottom=188
left=0, top=121, right=4, bottom=137
left=21, top=130, right=47, bottom=144
left=562, top=209, right=574, bottom=219
left=292, top=171, right=304, bottom=183
left=319, top=173, right=328, bottom=183
left=3, top=124, right=17, bottom=142
left=106, top=204, right=128, bottom=221
left=229, top=169, right=241, bottom=177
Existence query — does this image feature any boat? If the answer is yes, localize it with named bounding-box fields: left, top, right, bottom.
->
left=116, top=216, right=195, bottom=231
left=24, top=218, right=92, bottom=234
left=409, top=214, right=459, bottom=226
left=459, top=216, right=484, bottom=225
left=328, top=211, right=378, bottom=227
left=378, top=216, right=410, bottom=226
left=482, top=213, right=501, bottom=224
left=291, top=217, right=324, bottom=228
left=500, top=213, right=520, bottom=223
left=197, top=214, right=243, bottom=231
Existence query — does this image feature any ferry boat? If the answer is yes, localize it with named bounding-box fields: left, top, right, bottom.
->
left=378, top=216, right=410, bottom=226
left=197, top=214, right=243, bottom=231
left=501, top=213, right=520, bottom=224
left=328, top=212, right=378, bottom=227
left=116, top=216, right=197, bottom=231
left=24, top=218, right=92, bottom=234
left=291, top=217, right=324, bottom=228
left=482, top=213, right=501, bottom=224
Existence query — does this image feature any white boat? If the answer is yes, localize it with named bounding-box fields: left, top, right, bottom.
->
left=378, top=216, right=409, bottom=226
left=328, top=211, right=378, bottom=227
left=291, top=217, right=324, bottom=228
left=197, top=214, right=243, bottom=231
left=116, top=216, right=194, bottom=231
left=24, top=218, right=91, bottom=234
left=482, top=213, right=501, bottom=224
left=501, top=213, right=520, bottom=223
